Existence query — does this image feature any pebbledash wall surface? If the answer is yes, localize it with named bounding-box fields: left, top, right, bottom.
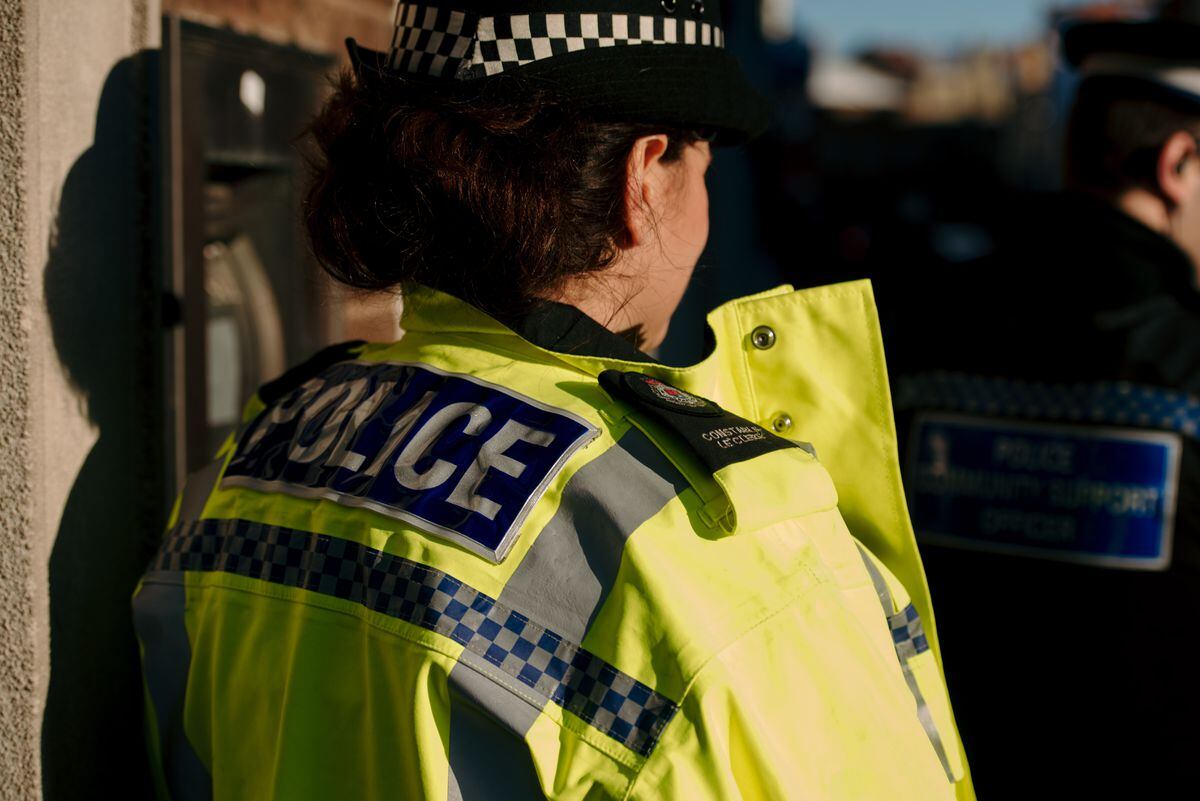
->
left=0, top=2, right=393, bottom=799
left=2, top=6, right=161, bottom=800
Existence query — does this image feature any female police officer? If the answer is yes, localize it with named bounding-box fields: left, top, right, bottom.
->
left=133, top=2, right=974, bottom=798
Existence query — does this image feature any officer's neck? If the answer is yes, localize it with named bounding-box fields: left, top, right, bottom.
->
left=1115, top=187, right=1200, bottom=286
left=546, top=256, right=688, bottom=352
left=1116, top=188, right=1172, bottom=238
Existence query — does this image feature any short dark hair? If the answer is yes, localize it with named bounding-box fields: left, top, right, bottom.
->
left=303, top=69, right=699, bottom=321
left=1065, top=77, right=1200, bottom=195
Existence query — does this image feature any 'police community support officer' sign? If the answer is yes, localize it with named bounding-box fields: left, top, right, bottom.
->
left=907, top=413, right=1181, bottom=570
left=223, top=361, right=598, bottom=562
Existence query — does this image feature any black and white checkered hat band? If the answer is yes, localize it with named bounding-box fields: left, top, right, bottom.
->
left=387, top=5, right=477, bottom=78
left=387, top=4, right=726, bottom=80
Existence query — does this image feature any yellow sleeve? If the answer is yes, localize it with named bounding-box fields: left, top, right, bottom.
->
left=627, top=580, right=964, bottom=801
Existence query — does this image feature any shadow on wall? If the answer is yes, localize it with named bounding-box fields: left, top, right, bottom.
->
left=41, top=51, right=162, bottom=800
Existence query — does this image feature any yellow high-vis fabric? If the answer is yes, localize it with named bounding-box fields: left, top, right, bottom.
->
left=133, top=281, right=974, bottom=800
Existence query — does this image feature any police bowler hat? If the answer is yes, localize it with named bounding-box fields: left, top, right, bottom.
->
left=1063, top=19, right=1200, bottom=111
left=345, top=1, right=772, bottom=143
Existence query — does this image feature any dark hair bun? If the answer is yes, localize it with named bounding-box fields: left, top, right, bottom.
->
left=303, top=69, right=694, bottom=321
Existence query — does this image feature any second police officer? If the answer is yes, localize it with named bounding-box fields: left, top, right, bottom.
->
left=895, top=17, right=1200, bottom=799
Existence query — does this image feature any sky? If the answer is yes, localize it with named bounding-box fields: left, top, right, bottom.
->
left=793, top=0, right=1120, bottom=54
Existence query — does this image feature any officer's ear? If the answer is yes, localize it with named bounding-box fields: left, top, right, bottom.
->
left=622, top=133, right=671, bottom=249
left=1156, top=130, right=1200, bottom=207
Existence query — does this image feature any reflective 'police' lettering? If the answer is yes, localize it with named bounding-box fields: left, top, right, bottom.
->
left=906, top=413, right=1182, bottom=570
left=223, top=361, right=599, bottom=562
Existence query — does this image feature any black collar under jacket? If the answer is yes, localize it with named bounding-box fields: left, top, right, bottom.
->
left=500, top=299, right=659, bottom=365
left=1046, top=195, right=1200, bottom=392
left=1053, top=193, right=1199, bottom=312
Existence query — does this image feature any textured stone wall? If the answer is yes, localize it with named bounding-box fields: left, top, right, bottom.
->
left=0, top=4, right=400, bottom=798
left=1, top=2, right=161, bottom=799
left=0, top=0, right=37, bottom=792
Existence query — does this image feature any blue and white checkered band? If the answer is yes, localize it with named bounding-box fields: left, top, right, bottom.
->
left=889, top=603, right=930, bottom=662
left=894, top=371, right=1200, bottom=439
left=223, top=360, right=599, bottom=563
left=387, top=3, right=726, bottom=80
left=152, top=518, right=680, bottom=756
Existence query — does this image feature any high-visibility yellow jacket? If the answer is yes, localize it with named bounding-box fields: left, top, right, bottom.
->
left=134, top=280, right=974, bottom=800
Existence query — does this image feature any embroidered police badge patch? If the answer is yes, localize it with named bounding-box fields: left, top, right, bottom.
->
left=224, top=361, right=599, bottom=563
left=620, top=373, right=722, bottom=417
left=599, top=370, right=809, bottom=473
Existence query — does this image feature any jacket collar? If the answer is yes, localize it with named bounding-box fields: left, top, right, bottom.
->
left=397, top=285, right=670, bottom=365
left=496, top=299, right=658, bottom=365
left=1064, top=193, right=1198, bottom=302
left=399, top=282, right=796, bottom=414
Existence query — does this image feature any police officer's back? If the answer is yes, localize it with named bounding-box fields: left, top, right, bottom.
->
left=131, top=2, right=975, bottom=799
left=894, top=19, right=1200, bottom=797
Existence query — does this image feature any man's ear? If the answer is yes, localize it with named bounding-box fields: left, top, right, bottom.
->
left=1157, top=130, right=1200, bottom=207
left=622, top=134, right=670, bottom=249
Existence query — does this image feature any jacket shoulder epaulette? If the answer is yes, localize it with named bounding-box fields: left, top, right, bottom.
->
left=598, top=369, right=810, bottom=474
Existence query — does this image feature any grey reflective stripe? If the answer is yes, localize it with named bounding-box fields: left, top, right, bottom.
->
left=856, top=542, right=893, bottom=615
left=175, top=452, right=227, bottom=524
left=131, top=580, right=214, bottom=800
left=451, top=648, right=542, bottom=738
left=899, top=661, right=954, bottom=782
left=499, top=428, right=690, bottom=642
left=447, top=650, right=545, bottom=801
left=442, top=430, right=685, bottom=796
left=854, top=545, right=955, bottom=783
left=140, top=447, right=226, bottom=798
left=152, top=519, right=678, bottom=756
